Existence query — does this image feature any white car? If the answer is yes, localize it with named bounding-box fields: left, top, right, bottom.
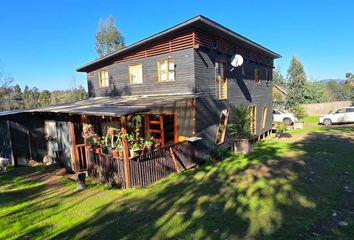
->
left=319, top=107, right=354, bottom=126
left=273, top=109, right=298, bottom=125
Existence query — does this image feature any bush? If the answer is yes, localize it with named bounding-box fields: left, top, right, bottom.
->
left=292, top=105, right=307, bottom=121
left=202, top=145, right=231, bottom=163
left=274, top=121, right=288, bottom=134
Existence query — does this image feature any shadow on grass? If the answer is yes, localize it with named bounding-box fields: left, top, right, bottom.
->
left=49, top=126, right=354, bottom=239
left=2, top=126, right=354, bottom=239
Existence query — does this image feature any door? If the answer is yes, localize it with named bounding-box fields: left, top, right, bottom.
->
left=44, top=120, right=58, bottom=159
left=9, top=122, right=30, bottom=166
left=332, top=109, right=347, bottom=123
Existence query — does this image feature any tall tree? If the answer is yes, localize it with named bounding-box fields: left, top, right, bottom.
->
left=39, top=90, right=51, bottom=106
left=95, top=15, right=125, bottom=57
left=272, top=66, right=286, bottom=87
left=286, top=55, right=307, bottom=109
left=345, top=72, right=354, bottom=84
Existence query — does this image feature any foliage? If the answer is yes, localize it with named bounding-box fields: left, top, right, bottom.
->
left=203, top=145, right=231, bottom=163
left=345, top=72, right=354, bottom=84
left=82, top=124, right=100, bottom=147
left=286, top=55, right=307, bottom=109
left=272, top=66, right=286, bottom=87
left=274, top=121, right=288, bottom=134
left=95, top=15, right=125, bottom=57
left=292, top=105, right=307, bottom=121
left=303, top=81, right=331, bottom=103
left=326, top=80, right=354, bottom=101
left=228, top=104, right=253, bottom=139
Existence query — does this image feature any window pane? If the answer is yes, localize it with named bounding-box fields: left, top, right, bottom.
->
left=168, top=71, right=175, bottom=81
left=161, top=71, right=167, bottom=81
left=130, top=65, right=143, bottom=84
left=168, top=61, right=174, bottom=70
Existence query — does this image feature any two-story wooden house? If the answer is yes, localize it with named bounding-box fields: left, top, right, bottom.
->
left=0, top=15, right=280, bottom=188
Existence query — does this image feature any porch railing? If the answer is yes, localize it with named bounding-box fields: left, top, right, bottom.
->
left=76, top=144, right=87, bottom=170
left=87, top=141, right=196, bottom=188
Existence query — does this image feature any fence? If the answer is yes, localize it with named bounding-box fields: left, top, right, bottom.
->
left=302, top=101, right=352, bottom=116
left=87, top=141, right=196, bottom=188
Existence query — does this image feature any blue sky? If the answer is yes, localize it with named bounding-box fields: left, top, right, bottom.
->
left=0, top=0, right=353, bottom=90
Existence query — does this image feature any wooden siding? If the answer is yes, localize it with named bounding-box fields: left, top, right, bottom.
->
left=87, top=48, right=195, bottom=98
left=194, top=48, right=273, bottom=151
left=194, top=30, right=273, bottom=67
left=114, top=29, right=195, bottom=64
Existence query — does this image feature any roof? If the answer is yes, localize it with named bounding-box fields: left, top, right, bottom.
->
left=0, top=94, right=195, bottom=118
left=273, top=84, right=287, bottom=95
left=77, top=15, right=281, bottom=72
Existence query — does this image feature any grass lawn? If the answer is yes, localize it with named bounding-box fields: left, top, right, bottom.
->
left=1, top=122, right=354, bottom=239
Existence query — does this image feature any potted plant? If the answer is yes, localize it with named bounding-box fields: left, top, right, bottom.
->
left=228, top=104, right=255, bottom=154
left=292, top=105, right=306, bottom=129
left=102, top=127, right=119, bottom=154
left=82, top=124, right=100, bottom=151
left=143, top=136, right=154, bottom=152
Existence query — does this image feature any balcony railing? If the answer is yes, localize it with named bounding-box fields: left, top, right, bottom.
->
left=87, top=141, right=197, bottom=188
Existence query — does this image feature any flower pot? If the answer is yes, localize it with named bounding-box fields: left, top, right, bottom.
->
left=234, top=139, right=254, bottom=154
left=112, top=150, right=119, bottom=158
left=293, top=122, right=304, bottom=129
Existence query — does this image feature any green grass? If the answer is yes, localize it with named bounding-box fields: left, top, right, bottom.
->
left=303, top=116, right=319, bottom=123
left=1, top=123, right=354, bottom=239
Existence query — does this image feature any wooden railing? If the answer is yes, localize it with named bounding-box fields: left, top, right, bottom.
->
left=87, top=141, right=196, bottom=188
left=76, top=144, right=87, bottom=171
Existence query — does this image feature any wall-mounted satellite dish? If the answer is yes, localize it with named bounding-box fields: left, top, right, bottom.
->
left=230, top=54, right=244, bottom=67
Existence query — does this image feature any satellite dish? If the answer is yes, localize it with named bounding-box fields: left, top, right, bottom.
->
left=231, top=54, right=244, bottom=67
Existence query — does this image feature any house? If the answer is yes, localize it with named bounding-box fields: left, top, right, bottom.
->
left=0, top=15, right=280, bottom=188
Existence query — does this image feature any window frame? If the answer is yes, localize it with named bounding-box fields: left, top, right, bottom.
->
left=98, top=70, right=109, bottom=88
left=254, top=68, right=261, bottom=84
left=261, top=106, right=268, bottom=129
left=215, top=60, right=228, bottom=100
left=128, top=64, right=143, bottom=85
left=157, top=58, right=175, bottom=82
left=249, top=105, right=257, bottom=134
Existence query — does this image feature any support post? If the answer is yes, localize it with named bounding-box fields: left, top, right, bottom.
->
left=120, top=116, right=131, bottom=188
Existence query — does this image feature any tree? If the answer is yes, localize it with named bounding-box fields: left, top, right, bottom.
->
left=286, top=55, right=307, bottom=109
left=272, top=66, right=286, bottom=87
left=345, top=72, right=354, bottom=84
left=303, top=81, right=331, bottom=103
left=39, top=90, right=51, bottom=106
left=95, top=15, right=125, bottom=57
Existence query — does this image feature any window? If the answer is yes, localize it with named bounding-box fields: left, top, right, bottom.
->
left=261, top=106, right=268, bottom=129
left=255, top=69, right=260, bottom=84
left=157, top=59, right=175, bottom=82
left=215, top=109, right=230, bottom=145
left=249, top=106, right=257, bottom=134
left=129, top=64, right=143, bottom=84
left=266, top=69, right=271, bottom=83
left=216, top=61, right=227, bottom=99
left=98, top=70, right=109, bottom=88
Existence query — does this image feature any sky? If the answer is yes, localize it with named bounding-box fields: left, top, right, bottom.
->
left=0, top=0, right=353, bottom=91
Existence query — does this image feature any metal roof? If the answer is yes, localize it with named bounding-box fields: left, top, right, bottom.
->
left=0, top=94, right=195, bottom=118
left=77, top=15, right=281, bottom=72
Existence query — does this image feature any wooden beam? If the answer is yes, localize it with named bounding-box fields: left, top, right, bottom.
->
left=69, top=122, right=79, bottom=172
left=169, top=147, right=179, bottom=172
left=120, top=116, right=131, bottom=188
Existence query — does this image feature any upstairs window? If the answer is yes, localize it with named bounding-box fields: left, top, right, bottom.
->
left=129, top=64, right=143, bottom=84
left=255, top=69, right=260, bottom=84
left=98, top=70, right=109, bottom=88
left=265, top=69, right=271, bottom=83
left=215, top=61, right=227, bottom=100
left=157, top=59, right=175, bottom=82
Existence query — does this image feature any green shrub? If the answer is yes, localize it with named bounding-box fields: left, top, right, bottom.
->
left=202, top=145, right=231, bottom=163
left=274, top=121, right=288, bottom=134
left=292, top=105, right=307, bottom=121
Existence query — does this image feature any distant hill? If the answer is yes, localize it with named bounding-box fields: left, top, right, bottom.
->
left=320, top=79, right=346, bottom=83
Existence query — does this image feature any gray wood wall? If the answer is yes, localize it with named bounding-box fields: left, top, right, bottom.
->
left=87, top=48, right=195, bottom=98
left=194, top=48, right=273, bottom=151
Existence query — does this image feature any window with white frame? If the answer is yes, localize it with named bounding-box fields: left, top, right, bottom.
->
left=157, top=59, right=175, bottom=82
left=98, top=70, right=109, bottom=88
left=129, top=64, right=143, bottom=84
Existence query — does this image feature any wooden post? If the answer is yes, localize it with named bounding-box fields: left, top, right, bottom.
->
left=120, top=116, right=131, bottom=188
left=169, top=147, right=179, bottom=172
